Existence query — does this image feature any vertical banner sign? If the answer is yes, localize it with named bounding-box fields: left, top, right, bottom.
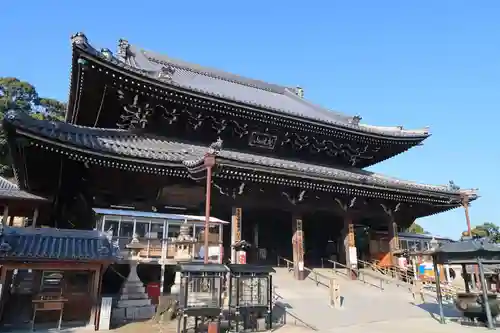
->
left=231, top=207, right=242, bottom=263
left=296, top=218, right=304, bottom=271
left=235, top=208, right=242, bottom=242
left=347, top=222, right=355, bottom=247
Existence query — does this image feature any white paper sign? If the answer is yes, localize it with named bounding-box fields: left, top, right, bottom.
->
left=348, top=246, right=358, bottom=266
left=98, top=297, right=113, bottom=330
left=298, top=261, right=304, bottom=271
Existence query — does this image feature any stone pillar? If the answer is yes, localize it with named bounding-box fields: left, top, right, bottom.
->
left=231, top=207, right=242, bottom=263
left=343, top=216, right=357, bottom=280
left=292, top=215, right=305, bottom=280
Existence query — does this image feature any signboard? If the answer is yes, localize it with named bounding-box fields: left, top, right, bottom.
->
left=234, top=207, right=242, bottom=242
left=348, top=246, right=358, bottom=266
left=98, top=297, right=113, bottom=331
left=296, top=219, right=304, bottom=265
left=231, top=207, right=242, bottom=263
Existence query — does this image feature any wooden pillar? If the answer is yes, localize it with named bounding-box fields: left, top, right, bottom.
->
left=2, top=206, right=8, bottom=225
left=32, top=208, right=39, bottom=228
left=0, top=267, right=9, bottom=323
left=462, top=195, right=472, bottom=236
left=381, top=203, right=400, bottom=266
left=292, top=215, right=305, bottom=280
left=89, top=266, right=102, bottom=330
left=231, top=207, right=242, bottom=263
left=387, top=217, right=399, bottom=266
left=343, top=216, right=357, bottom=279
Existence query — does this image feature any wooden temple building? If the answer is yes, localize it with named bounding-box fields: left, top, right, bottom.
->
left=0, top=177, right=117, bottom=330
left=1, top=31, right=478, bottom=310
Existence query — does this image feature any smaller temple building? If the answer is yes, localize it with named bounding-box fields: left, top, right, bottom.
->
left=0, top=224, right=117, bottom=330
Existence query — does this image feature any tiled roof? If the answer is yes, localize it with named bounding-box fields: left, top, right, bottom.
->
left=127, top=45, right=356, bottom=125
left=70, top=33, right=430, bottom=138
left=0, top=176, right=47, bottom=201
left=0, top=225, right=118, bottom=261
left=4, top=110, right=477, bottom=200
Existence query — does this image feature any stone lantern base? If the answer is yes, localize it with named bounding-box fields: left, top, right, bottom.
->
left=111, top=261, right=156, bottom=322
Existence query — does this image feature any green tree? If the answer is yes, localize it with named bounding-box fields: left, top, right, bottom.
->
left=461, top=222, right=500, bottom=242
left=406, top=222, right=426, bottom=234
left=0, top=77, right=66, bottom=177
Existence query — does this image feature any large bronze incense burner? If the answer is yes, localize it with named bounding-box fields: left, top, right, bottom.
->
left=455, top=292, right=500, bottom=324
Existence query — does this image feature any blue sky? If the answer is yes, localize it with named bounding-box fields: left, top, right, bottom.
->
left=1, top=1, right=498, bottom=238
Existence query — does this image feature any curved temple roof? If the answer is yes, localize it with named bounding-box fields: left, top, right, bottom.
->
left=4, top=110, right=477, bottom=202
left=0, top=176, right=47, bottom=201
left=69, top=33, right=430, bottom=139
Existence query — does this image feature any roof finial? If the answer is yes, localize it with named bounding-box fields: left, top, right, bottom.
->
left=70, top=32, right=89, bottom=47
left=117, top=39, right=130, bottom=62
left=296, top=86, right=304, bottom=99
left=208, top=138, right=223, bottom=155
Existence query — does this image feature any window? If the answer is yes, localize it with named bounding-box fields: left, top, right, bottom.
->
left=103, top=216, right=120, bottom=237
left=135, top=218, right=150, bottom=238
left=167, top=223, right=181, bottom=239
left=40, top=271, right=64, bottom=293
left=65, top=271, right=91, bottom=293
left=150, top=222, right=165, bottom=239
left=119, top=219, right=134, bottom=238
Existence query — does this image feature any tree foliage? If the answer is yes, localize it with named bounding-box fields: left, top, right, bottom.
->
left=0, top=77, right=66, bottom=177
left=405, top=222, right=426, bottom=234
left=461, top=222, right=500, bottom=242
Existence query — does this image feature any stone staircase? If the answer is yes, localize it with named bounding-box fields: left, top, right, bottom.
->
left=271, top=267, right=453, bottom=332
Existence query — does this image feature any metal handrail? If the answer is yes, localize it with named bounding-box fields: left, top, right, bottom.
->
left=272, top=288, right=319, bottom=331
left=325, top=259, right=386, bottom=291
left=358, top=259, right=415, bottom=286
left=276, top=256, right=335, bottom=288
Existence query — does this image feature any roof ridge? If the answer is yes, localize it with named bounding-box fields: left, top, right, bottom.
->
left=134, top=45, right=290, bottom=94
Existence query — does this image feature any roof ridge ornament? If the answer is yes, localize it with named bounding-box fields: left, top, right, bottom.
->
left=158, top=64, right=176, bottom=82
left=295, top=86, right=304, bottom=99
left=100, top=48, right=113, bottom=61
left=71, top=32, right=89, bottom=48
left=350, top=115, right=362, bottom=126
left=208, top=138, right=223, bottom=155
left=117, top=38, right=130, bottom=62
left=448, top=180, right=461, bottom=191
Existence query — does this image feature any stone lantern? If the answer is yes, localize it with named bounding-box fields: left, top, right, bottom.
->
left=171, top=222, right=196, bottom=296
left=112, top=234, right=155, bottom=322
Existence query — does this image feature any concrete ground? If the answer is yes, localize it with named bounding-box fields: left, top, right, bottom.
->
left=107, top=318, right=494, bottom=333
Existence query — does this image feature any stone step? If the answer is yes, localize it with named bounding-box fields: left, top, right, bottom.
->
left=112, top=305, right=156, bottom=322
left=117, top=298, right=152, bottom=308
left=120, top=293, right=152, bottom=300
left=122, top=285, right=146, bottom=294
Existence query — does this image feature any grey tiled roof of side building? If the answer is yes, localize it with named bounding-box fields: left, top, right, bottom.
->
left=4, top=110, right=477, bottom=199
left=0, top=225, right=118, bottom=261
left=0, top=176, right=47, bottom=201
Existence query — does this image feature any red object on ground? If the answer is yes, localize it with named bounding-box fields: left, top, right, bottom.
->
left=147, top=282, right=161, bottom=305
left=238, top=251, right=247, bottom=264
